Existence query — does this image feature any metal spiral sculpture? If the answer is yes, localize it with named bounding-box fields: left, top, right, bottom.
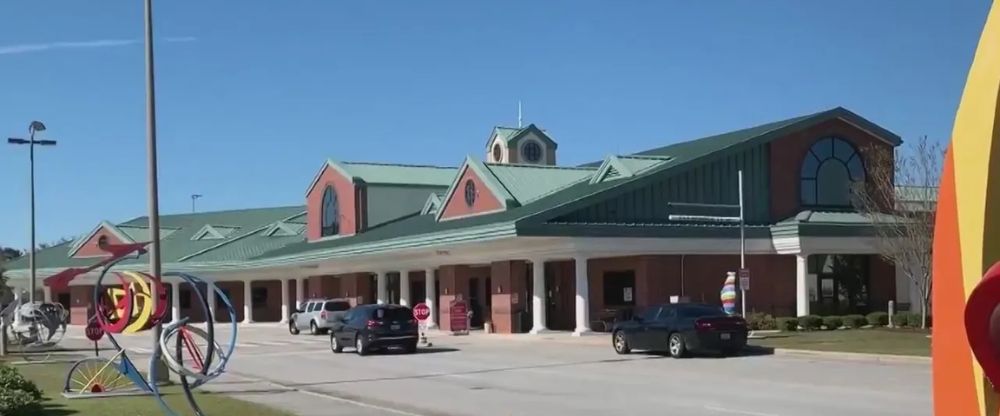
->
left=1, top=291, right=68, bottom=360
left=48, top=242, right=237, bottom=416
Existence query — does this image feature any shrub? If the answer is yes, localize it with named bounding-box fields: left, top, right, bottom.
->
left=893, top=313, right=913, bottom=327
left=776, top=317, right=798, bottom=331
left=905, top=313, right=925, bottom=328
left=0, top=365, right=41, bottom=416
left=843, top=314, right=867, bottom=329
left=822, top=316, right=843, bottom=330
left=797, top=315, right=823, bottom=331
left=747, top=312, right=777, bottom=330
left=866, top=312, right=889, bottom=327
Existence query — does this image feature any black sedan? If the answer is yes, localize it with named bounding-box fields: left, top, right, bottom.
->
left=611, top=303, right=748, bottom=358
left=329, top=304, right=419, bottom=356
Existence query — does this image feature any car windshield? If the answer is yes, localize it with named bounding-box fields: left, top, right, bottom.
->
left=372, top=307, right=412, bottom=321
left=677, top=305, right=725, bottom=318
left=324, top=301, right=350, bottom=312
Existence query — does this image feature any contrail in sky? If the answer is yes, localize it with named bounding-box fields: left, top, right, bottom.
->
left=0, top=37, right=197, bottom=56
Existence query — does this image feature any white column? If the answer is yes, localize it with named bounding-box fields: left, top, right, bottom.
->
left=12, top=290, right=22, bottom=326
left=243, top=280, right=254, bottom=323
left=572, top=256, right=591, bottom=336
left=425, top=268, right=437, bottom=329
left=376, top=272, right=388, bottom=304
left=171, top=280, right=181, bottom=322
left=400, top=271, right=411, bottom=306
left=796, top=254, right=809, bottom=316
left=530, top=258, right=548, bottom=334
left=279, top=278, right=290, bottom=323
left=295, top=277, right=305, bottom=310
left=42, top=286, right=52, bottom=303
left=207, top=282, right=217, bottom=323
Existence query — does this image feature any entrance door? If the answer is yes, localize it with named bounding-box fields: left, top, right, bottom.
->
left=813, top=255, right=871, bottom=315
left=469, top=278, right=483, bottom=328
left=411, top=280, right=426, bottom=306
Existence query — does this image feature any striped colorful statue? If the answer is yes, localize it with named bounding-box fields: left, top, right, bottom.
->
left=720, top=271, right=737, bottom=315
left=933, top=1, right=1000, bottom=415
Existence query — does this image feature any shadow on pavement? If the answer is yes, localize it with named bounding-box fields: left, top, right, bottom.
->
left=288, top=355, right=663, bottom=387
left=38, top=402, right=75, bottom=416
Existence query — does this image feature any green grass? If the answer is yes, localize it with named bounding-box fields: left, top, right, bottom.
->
left=4, top=360, right=294, bottom=416
left=750, top=328, right=931, bottom=357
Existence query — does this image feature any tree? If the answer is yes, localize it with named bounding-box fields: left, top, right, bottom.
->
left=852, top=136, right=941, bottom=329
left=0, top=246, right=19, bottom=304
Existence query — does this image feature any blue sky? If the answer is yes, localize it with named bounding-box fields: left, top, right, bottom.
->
left=0, top=1, right=991, bottom=249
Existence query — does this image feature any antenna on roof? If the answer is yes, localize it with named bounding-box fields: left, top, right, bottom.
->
left=517, top=100, right=523, bottom=128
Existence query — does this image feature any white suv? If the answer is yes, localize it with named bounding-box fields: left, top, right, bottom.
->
left=289, top=298, right=352, bottom=335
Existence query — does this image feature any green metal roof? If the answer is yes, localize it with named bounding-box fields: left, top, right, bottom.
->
left=4, top=205, right=306, bottom=273
left=484, top=163, right=596, bottom=204
left=340, top=162, right=457, bottom=186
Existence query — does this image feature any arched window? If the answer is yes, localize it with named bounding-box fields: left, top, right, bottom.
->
left=800, top=137, right=866, bottom=207
left=321, top=185, right=339, bottom=237
left=464, top=179, right=477, bottom=207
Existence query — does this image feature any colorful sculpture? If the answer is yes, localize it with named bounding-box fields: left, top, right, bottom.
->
left=720, top=271, right=737, bottom=315
left=50, top=242, right=236, bottom=416
left=933, top=1, right=1000, bottom=415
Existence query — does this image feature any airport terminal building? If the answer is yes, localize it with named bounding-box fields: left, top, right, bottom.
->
left=3, top=107, right=926, bottom=334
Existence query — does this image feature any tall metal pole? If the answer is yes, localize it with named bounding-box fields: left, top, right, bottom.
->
left=738, top=170, right=746, bottom=317
left=144, top=0, right=168, bottom=382
left=28, top=128, right=36, bottom=304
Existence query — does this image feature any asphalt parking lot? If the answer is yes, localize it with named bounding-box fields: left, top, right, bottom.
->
left=61, top=325, right=931, bottom=416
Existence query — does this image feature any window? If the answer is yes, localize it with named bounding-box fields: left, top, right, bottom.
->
left=324, top=301, right=351, bottom=312
left=307, top=302, right=319, bottom=312
left=677, top=304, right=725, bottom=318
left=97, top=235, right=109, bottom=248
left=373, top=306, right=412, bottom=321
left=464, top=179, right=477, bottom=207
left=492, top=143, right=503, bottom=162
left=179, top=288, right=192, bottom=309
left=321, top=185, right=339, bottom=237
left=522, top=141, right=542, bottom=163
left=800, top=137, right=865, bottom=207
left=638, top=306, right=661, bottom=321
left=251, top=287, right=268, bottom=306
left=602, top=271, right=636, bottom=306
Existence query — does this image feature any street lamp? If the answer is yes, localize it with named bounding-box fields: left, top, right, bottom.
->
left=667, top=170, right=747, bottom=316
left=8, top=121, right=57, bottom=304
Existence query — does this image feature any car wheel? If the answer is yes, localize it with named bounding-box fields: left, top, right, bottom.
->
left=355, top=336, right=368, bottom=356
left=288, top=321, right=300, bottom=335
left=668, top=333, right=688, bottom=358
left=613, top=331, right=631, bottom=354
left=310, top=321, right=319, bottom=336
left=330, top=334, right=343, bottom=353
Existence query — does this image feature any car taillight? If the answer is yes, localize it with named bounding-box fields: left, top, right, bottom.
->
left=320, top=311, right=328, bottom=320
left=695, top=319, right=713, bottom=331
left=366, top=319, right=379, bottom=329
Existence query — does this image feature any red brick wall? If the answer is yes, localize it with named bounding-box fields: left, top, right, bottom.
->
left=69, top=285, right=94, bottom=324
left=869, top=255, right=896, bottom=311
left=769, top=119, right=896, bottom=222
left=306, top=275, right=341, bottom=300
left=490, top=260, right=530, bottom=333
left=306, top=164, right=358, bottom=241
left=437, top=265, right=472, bottom=331
left=73, top=228, right=125, bottom=258
left=439, top=167, right=504, bottom=220
left=338, top=273, right=373, bottom=306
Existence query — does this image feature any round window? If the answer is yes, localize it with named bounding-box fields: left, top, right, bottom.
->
left=522, top=141, right=542, bottom=163
left=97, top=235, right=109, bottom=248
left=492, top=143, right=503, bottom=162
left=464, top=180, right=477, bottom=207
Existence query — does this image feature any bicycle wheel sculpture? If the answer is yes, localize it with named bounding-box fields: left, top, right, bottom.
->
left=48, top=242, right=237, bottom=416
left=3, top=294, right=69, bottom=361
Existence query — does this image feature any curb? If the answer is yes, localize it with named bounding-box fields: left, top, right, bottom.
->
left=771, top=348, right=930, bottom=364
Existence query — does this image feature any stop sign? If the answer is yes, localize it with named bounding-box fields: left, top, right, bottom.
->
left=85, top=321, right=105, bottom=342
left=413, top=303, right=431, bottom=321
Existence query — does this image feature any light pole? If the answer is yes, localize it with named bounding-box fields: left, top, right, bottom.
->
left=8, top=121, right=56, bottom=304
left=667, top=170, right=747, bottom=316
left=144, top=0, right=169, bottom=383
left=191, top=194, right=202, bottom=213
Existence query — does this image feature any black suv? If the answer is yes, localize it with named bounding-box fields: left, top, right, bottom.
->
left=329, top=304, right=419, bottom=356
